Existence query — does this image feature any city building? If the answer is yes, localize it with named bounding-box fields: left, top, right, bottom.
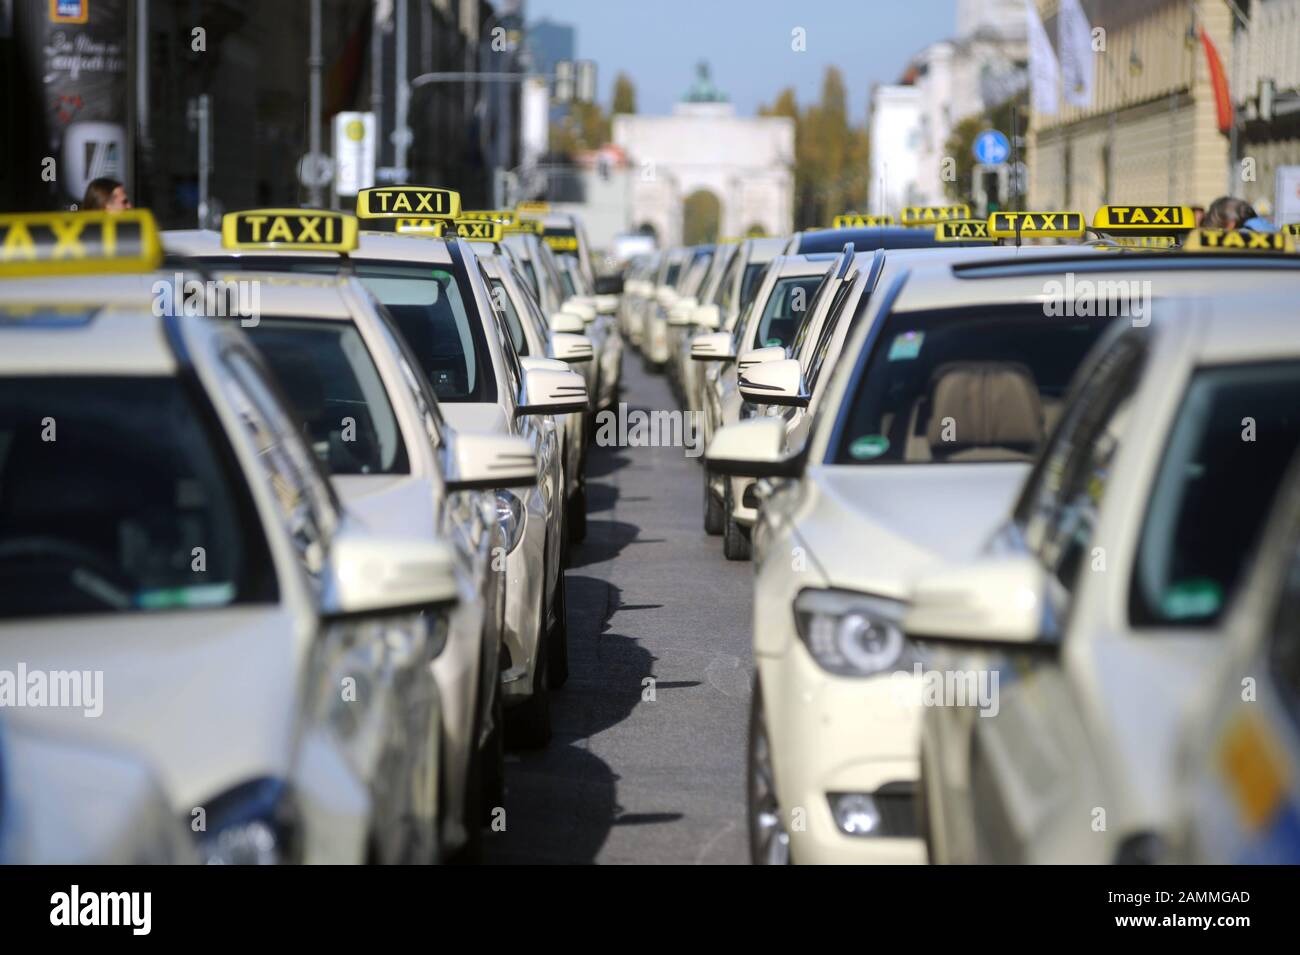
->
left=612, top=64, right=794, bottom=246
left=1027, top=0, right=1234, bottom=212
left=868, top=84, right=924, bottom=214
left=1231, top=0, right=1300, bottom=224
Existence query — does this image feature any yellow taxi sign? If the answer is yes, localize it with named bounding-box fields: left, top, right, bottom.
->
left=832, top=214, right=895, bottom=228
left=460, top=209, right=516, bottom=226
left=987, top=211, right=1085, bottom=239
left=221, top=209, right=358, bottom=252
left=1283, top=223, right=1300, bottom=237
left=394, top=218, right=444, bottom=235
left=543, top=233, right=579, bottom=253
left=1107, top=235, right=1178, bottom=249
left=451, top=218, right=503, bottom=242
left=0, top=210, right=163, bottom=276
left=900, top=205, right=971, bottom=226
left=1182, top=228, right=1295, bottom=253
left=356, top=186, right=460, bottom=220
left=1092, top=205, right=1195, bottom=236
left=516, top=200, right=550, bottom=216
left=934, top=219, right=991, bottom=241
left=503, top=219, right=543, bottom=235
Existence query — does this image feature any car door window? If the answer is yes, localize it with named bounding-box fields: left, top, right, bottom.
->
left=1017, top=333, right=1144, bottom=594
left=1268, top=527, right=1300, bottom=729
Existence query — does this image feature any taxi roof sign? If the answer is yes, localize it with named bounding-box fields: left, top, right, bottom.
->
left=0, top=210, right=163, bottom=277
left=1092, top=205, right=1195, bottom=236
left=832, top=214, right=895, bottom=228
left=502, top=219, right=543, bottom=235
left=1106, top=235, right=1178, bottom=249
left=516, top=200, right=550, bottom=216
left=450, top=219, right=503, bottom=242
left=934, top=219, right=991, bottom=241
left=221, top=209, right=358, bottom=253
left=987, top=211, right=1085, bottom=239
left=900, top=205, right=971, bottom=226
left=543, top=233, right=579, bottom=253
left=1283, top=223, right=1300, bottom=237
left=356, top=186, right=460, bottom=220
left=460, top=209, right=517, bottom=226
left=1181, top=228, right=1295, bottom=253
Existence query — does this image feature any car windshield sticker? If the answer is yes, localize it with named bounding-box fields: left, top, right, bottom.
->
left=888, top=331, right=924, bottom=361
left=849, top=435, right=890, bottom=459
left=1160, top=579, right=1223, bottom=620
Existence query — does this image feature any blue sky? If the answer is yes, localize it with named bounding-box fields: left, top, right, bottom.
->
left=527, top=0, right=960, bottom=118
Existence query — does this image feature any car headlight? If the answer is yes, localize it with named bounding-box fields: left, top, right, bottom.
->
left=793, top=589, right=915, bottom=677
left=198, top=778, right=298, bottom=865
left=495, top=490, right=526, bottom=553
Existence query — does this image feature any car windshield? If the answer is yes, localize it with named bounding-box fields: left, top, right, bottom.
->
left=753, top=274, right=825, bottom=350
left=1131, top=361, right=1300, bottom=627
left=664, top=263, right=682, bottom=287
left=241, top=318, right=409, bottom=475
left=0, top=376, right=275, bottom=619
left=202, top=257, right=497, bottom=404
left=832, top=303, right=1112, bottom=465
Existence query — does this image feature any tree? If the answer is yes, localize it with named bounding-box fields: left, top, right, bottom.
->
left=683, top=190, right=721, bottom=244
left=760, top=68, right=871, bottom=230
left=612, top=73, right=637, bottom=114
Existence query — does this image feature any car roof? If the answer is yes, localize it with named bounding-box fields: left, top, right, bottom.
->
left=888, top=252, right=1300, bottom=312
left=742, top=236, right=788, bottom=263
left=0, top=272, right=170, bottom=305
left=1186, top=288, right=1300, bottom=362
left=795, top=225, right=993, bottom=254
left=164, top=228, right=455, bottom=265
left=205, top=270, right=355, bottom=319
left=0, top=304, right=177, bottom=376
left=765, top=254, right=839, bottom=277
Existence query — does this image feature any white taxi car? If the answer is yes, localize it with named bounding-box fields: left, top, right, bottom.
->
left=908, top=240, right=1300, bottom=864
left=1171, top=452, right=1300, bottom=864
left=706, top=214, right=1286, bottom=864
left=165, top=190, right=588, bottom=749
left=0, top=210, right=460, bottom=864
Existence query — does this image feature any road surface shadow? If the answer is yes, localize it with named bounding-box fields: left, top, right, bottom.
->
left=483, top=574, right=660, bottom=864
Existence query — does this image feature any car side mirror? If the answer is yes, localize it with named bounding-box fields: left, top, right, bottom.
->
left=738, top=358, right=809, bottom=407
left=516, top=366, right=589, bottom=416
left=705, top=417, right=803, bottom=478
left=690, top=331, right=735, bottom=362
left=551, top=332, right=595, bottom=363
left=737, top=345, right=786, bottom=373
left=903, top=555, right=1057, bottom=647
left=561, top=297, right=597, bottom=322
left=692, top=304, right=721, bottom=330
left=549, top=312, right=585, bottom=334
left=324, top=523, right=460, bottom=615
left=442, top=430, right=538, bottom=492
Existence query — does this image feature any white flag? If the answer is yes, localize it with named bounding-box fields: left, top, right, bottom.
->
left=1058, top=0, right=1095, bottom=107
left=1025, top=0, right=1059, bottom=116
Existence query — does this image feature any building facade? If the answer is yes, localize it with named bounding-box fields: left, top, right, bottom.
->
left=1232, top=0, right=1300, bottom=223
left=1028, top=0, right=1234, bottom=212
left=612, top=67, right=794, bottom=246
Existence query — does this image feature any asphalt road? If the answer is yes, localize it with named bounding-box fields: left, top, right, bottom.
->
left=484, top=356, right=755, bottom=864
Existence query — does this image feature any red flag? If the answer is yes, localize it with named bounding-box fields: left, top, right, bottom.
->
left=1200, top=27, right=1234, bottom=135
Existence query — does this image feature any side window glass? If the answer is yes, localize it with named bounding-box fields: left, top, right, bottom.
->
left=1269, top=533, right=1300, bottom=728
left=1018, top=336, right=1143, bottom=593
left=218, top=348, right=335, bottom=577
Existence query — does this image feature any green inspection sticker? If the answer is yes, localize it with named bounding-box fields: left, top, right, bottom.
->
left=888, top=331, right=924, bottom=360
left=1159, top=578, right=1223, bottom=620
left=849, top=435, right=890, bottom=459
left=765, top=337, right=782, bottom=347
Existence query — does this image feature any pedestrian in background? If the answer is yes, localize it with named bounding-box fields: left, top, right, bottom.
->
left=1203, top=195, right=1278, bottom=233
left=81, top=178, right=132, bottom=212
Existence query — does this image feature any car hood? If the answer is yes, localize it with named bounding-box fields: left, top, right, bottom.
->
left=332, top=473, right=436, bottom=540
left=441, top=402, right=508, bottom=434
left=0, top=605, right=308, bottom=810
left=797, top=463, right=1029, bottom=599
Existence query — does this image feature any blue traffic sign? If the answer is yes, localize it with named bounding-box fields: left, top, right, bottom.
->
left=973, top=130, right=1011, bottom=165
